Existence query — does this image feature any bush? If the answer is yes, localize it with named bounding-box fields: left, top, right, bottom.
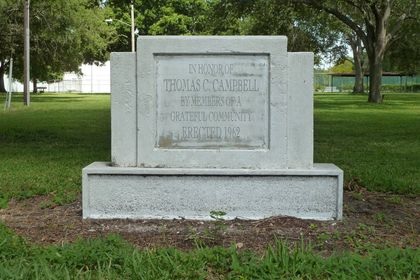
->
left=381, top=84, right=420, bottom=92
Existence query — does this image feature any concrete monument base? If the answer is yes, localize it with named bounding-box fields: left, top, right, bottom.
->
left=83, top=162, right=343, bottom=221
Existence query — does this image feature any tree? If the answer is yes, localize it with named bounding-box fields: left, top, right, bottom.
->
left=106, top=0, right=209, bottom=51
left=0, top=0, right=22, bottom=92
left=347, top=34, right=366, bottom=93
left=295, top=0, right=418, bottom=103
left=207, top=0, right=348, bottom=65
left=383, top=18, right=420, bottom=74
left=28, top=0, right=116, bottom=92
left=0, top=0, right=117, bottom=93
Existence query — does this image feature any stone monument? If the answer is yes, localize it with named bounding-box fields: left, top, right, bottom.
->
left=83, top=36, right=343, bottom=220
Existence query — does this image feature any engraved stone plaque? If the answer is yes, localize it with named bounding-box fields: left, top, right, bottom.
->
left=156, top=54, right=269, bottom=150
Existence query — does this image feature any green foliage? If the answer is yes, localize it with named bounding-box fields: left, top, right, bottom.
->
left=20, top=0, right=116, bottom=83
left=330, top=60, right=354, bottom=73
left=148, top=1, right=209, bottom=35
left=0, top=0, right=116, bottom=89
left=0, top=223, right=28, bottom=259
left=0, top=225, right=418, bottom=278
left=149, top=12, right=192, bottom=35
left=412, top=84, right=420, bottom=92
left=209, top=210, right=226, bottom=221
left=107, top=0, right=209, bottom=51
left=207, top=0, right=347, bottom=65
left=380, top=84, right=419, bottom=93
left=0, top=0, right=20, bottom=55
left=383, top=16, right=420, bottom=74
left=0, top=0, right=21, bottom=92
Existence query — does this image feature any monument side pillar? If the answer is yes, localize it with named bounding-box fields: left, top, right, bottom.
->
left=110, top=52, right=137, bottom=167
left=287, top=53, right=314, bottom=169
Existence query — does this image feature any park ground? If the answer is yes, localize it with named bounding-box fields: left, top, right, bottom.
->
left=0, top=93, right=419, bottom=278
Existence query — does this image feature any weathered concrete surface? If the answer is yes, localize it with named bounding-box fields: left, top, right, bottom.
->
left=155, top=54, right=270, bottom=150
left=85, top=36, right=343, bottom=221
left=136, top=36, right=289, bottom=169
left=287, top=52, right=314, bottom=168
left=83, top=162, right=343, bottom=220
left=111, top=52, right=137, bottom=167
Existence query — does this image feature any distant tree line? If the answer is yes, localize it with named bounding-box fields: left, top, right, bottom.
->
left=0, top=0, right=418, bottom=103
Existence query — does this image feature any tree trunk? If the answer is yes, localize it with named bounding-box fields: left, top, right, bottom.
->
left=368, top=55, right=383, bottom=103
left=0, top=64, right=6, bottom=93
left=349, top=37, right=364, bottom=93
left=33, top=78, right=38, bottom=94
left=366, top=12, right=388, bottom=104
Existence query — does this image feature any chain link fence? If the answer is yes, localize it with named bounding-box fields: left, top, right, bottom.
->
left=315, top=73, right=420, bottom=93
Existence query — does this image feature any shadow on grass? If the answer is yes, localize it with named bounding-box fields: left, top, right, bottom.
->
left=1, top=93, right=109, bottom=104
left=315, top=93, right=420, bottom=111
left=32, top=94, right=105, bottom=103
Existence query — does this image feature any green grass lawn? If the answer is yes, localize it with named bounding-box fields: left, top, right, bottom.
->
left=0, top=92, right=419, bottom=208
left=0, top=224, right=418, bottom=279
left=0, top=92, right=419, bottom=278
left=314, top=93, right=420, bottom=194
left=0, top=94, right=110, bottom=207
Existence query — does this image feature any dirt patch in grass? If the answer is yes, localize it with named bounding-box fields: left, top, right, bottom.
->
left=0, top=190, right=418, bottom=254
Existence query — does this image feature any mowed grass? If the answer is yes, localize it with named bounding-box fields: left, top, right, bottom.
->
left=314, top=93, right=420, bottom=194
left=0, top=92, right=419, bottom=208
left=0, top=94, right=110, bottom=207
left=0, top=93, right=419, bottom=278
left=0, top=224, right=418, bottom=279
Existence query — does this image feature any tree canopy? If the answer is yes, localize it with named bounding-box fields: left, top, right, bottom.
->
left=1, top=0, right=418, bottom=101
left=205, top=0, right=348, bottom=65
left=383, top=17, right=419, bottom=74
left=0, top=0, right=116, bottom=92
left=0, top=0, right=22, bottom=92
left=105, top=0, right=209, bottom=52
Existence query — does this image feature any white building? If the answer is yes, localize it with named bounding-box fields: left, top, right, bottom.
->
left=3, top=61, right=111, bottom=94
